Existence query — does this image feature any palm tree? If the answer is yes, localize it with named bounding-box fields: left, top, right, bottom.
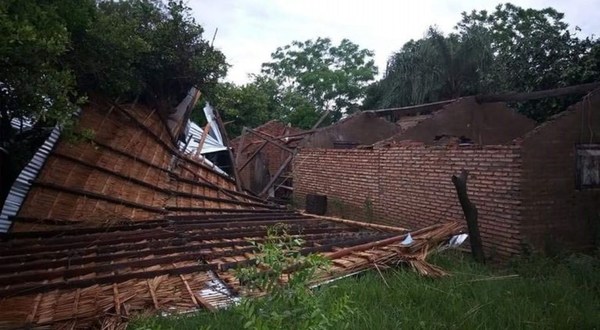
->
left=364, top=27, right=492, bottom=109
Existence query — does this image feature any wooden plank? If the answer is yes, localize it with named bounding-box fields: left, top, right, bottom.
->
left=194, top=122, right=212, bottom=158
left=301, top=213, right=409, bottom=232
left=367, top=99, right=456, bottom=117
left=233, top=127, right=248, bottom=167
left=51, top=138, right=269, bottom=205
left=33, top=181, right=167, bottom=214
left=0, top=225, right=353, bottom=263
left=237, top=140, right=268, bottom=172
left=178, top=273, right=200, bottom=307
left=259, top=154, right=293, bottom=197
left=475, top=82, right=600, bottom=103
left=113, top=284, right=121, bottom=315
left=51, top=152, right=274, bottom=209
left=246, top=129, right=294, bottom=154
left=147, top=279, right=160, bottom=309
left=1, top=231, right=368, bottom=267
left=311, top=110, right=330, bottom=129
left=325, top=233, right=409, bottom=260
left=452, top=170, right=485, bottom=263
left=109, top=101, right=236, bottom=184
left=7, top=212, right=303, bottom=240
left=0, top=227, right=372, bottom=273
left=26, top=293, right=42, bottom=323
left=2, top=219, right=299, bottom=253
left=0, top=260, right=249, bottom=297
left=194, top=292, right=217, bottom=312
left=210, top=104, right=243, bottom=192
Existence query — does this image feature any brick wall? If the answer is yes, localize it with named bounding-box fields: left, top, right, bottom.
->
left=294, top=144, right=524, bottom=259
left=231, top=121, right=303, bottom=193
left=390, top=97, right=536, bottom=145
left=520, top=91, right=600, bottom=251
left=301, top=112, right=400, bottom=148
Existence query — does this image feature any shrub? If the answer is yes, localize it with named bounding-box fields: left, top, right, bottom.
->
left=234, top=224, right=355, bottom=329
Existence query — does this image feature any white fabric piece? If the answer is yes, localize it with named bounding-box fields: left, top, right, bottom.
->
left=400, top=233, right=413, bottom=246
left=438, top=233, right=469, bottom=251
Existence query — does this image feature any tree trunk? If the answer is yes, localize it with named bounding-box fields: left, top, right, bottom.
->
left=452, top=170, right=485, bottom=263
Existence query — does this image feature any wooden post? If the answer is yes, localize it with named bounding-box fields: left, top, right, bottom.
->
left=234, top=127, right=248, bottom=166
left=246, top=129, right=294, bottom=154
left=237, top=140, right=268, bottom=172
left=212, top=106, right=243, bottom=192
left=259, top=154, right=293, bottom=197
left=451, top=170, right=485, bottom=263
left=194, top=122, right=211, bottom=158
left=312, top=110, right=330, bottom=129
left=475, top=81, right=600, bottom=103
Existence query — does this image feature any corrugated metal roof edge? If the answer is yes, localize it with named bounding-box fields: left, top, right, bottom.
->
left=0, top=125, right=63, bottom=233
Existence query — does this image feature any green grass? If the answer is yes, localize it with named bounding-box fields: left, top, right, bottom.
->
left=131, top=252, right=600, bottom=329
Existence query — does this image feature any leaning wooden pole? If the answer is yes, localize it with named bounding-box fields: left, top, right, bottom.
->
left=213, top=106, right=243, bottom=192
left=451, top=170, right=485, bottom=263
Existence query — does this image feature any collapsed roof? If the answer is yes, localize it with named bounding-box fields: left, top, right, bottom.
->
left=0, top=93, right=463, bottom=328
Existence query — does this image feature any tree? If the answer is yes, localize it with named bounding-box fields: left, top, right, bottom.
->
left=0, top=0, right=86, bottom=143
left=458, top=3, right=600, bottom=120
left=261, top=38, right=378, bottom=123
left=364, top=3, right=600, bottom=121
left=363, top=28, right=491, bottom=109
left=73, top=0, right=228, bottom=109
left=1, top=0, right=228, bottom=142
left=197, top=79, right=281, bottom=137
left=0, top=0, right=229, bottom=207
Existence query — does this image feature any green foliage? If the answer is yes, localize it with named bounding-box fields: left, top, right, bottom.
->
left=260, top=37, right=378, bottom=126
left=365, top=3, right=600, bottom=122
left=458, top=3, right=599, bottom=121
left=1, top=0, right=228, bottom=143
left=74, top=0, right=227, bottom=108
left=0, top=0, right=84, bottom=142
left=364, top=27, right=492, bottom=110
left=234, top=224, right=354, bottom=330
left=197, top=78, right=282, bottom=137
left=131, top=251, right=600, bottom=329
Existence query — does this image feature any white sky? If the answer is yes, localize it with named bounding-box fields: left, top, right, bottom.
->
left=188, top=0, right=600, bottom=84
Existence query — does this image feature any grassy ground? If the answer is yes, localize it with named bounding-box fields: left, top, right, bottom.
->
left=131, top=251, right=600, bottom=329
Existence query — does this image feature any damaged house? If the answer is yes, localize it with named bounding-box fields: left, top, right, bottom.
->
left=0, top=91, right=461, bottom=328
left=295, top=84, right=600, bottom=260
left=230, top=120, right=306, bottom=199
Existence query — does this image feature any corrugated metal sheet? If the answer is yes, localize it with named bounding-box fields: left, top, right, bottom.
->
left=180, top=120, right=228, bottom=155
left=10, top=117, right=35, bottom=131
left=0, top=125, right=61, bottom=232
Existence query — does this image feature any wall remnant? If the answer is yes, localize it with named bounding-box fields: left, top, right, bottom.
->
left=380, top=97, right=536, bottom=146
left=295, top=89, right=600, bottom=259
left=301, top=112, right=400, bottom=149
left=294, top=144, right=523, bottom=259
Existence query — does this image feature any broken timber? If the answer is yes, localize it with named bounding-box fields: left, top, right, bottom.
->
left=476, top=81, right=600, bottom=103
left=452, top=170, right=485, bottom=263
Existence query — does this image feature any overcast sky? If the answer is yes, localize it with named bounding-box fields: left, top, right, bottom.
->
left=188, top=0, right=600, bottom=84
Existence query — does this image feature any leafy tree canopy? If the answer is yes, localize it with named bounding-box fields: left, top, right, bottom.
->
left=261, top=37, right=378, bottom=124
left=195, top=78, right=281, bottom=137
left=364, top=3, right=600, bottom=121
left=0, top=0, right=82, bottom=141
left=202, top=38, right=378, bottom=136
left=0, top=0, right=227, bottom=144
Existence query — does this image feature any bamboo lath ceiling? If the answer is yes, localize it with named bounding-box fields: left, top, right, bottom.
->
left=11, top=98, right=278, bottom=232
left=0, top=97, right=464, bottom=329
left=0, top=212, right=461, bottom=328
